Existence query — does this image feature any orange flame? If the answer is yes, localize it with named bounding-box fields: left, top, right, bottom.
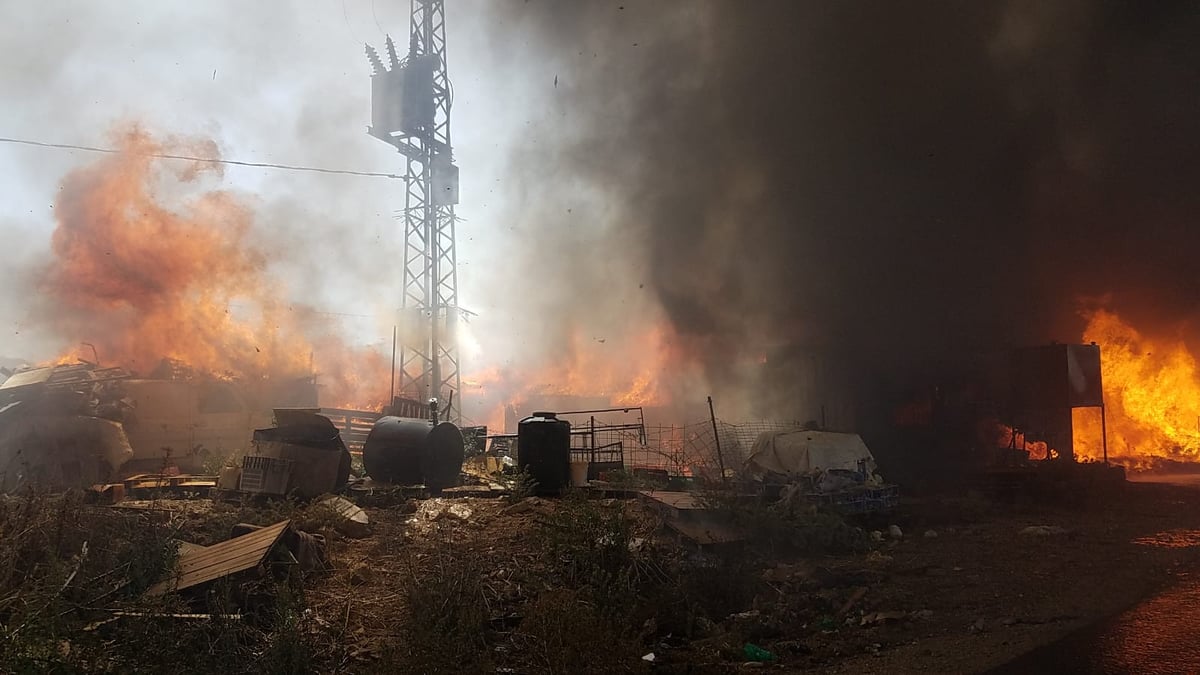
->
left=1072, top=309, right=1200, bottom=466
left=34, top=125, right=388, bottom=408
left=994, top=424, right=1050, bottom=461
left=464, top=323, right=678, bottom=432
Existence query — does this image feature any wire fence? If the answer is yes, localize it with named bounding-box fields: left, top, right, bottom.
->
left=568, top=414, right=811, bottom=478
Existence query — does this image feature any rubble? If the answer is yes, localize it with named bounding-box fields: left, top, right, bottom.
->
left=319, top=495, right=370, bottom=538
left=860, top=610, right=908, bottom=626
left=1020, top=525, right=1068, bottom=536
left=499, top=496, right=552, bottom=516
left=0, top=362, right=325, bottom=492
left=408, top=497, right=474, bottom=533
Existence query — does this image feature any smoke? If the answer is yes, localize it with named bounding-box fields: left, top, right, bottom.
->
left=2, top=1, right=1198, bottom=428
left=29, top=125, right=390, bottom=405
left=480, top=0, right=1200, bottom=419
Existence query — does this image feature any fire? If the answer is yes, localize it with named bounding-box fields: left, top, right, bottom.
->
left=32, top=125, right=389, bottom=408
left=1072, top=309, right=1200, bottom=466
left=995, top=424, right=1050, bottom=461
left=464, top=323, right=677, bottom=432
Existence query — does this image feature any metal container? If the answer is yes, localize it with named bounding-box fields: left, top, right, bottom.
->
left=517, top=412, right=571, bottom=495
left=362, top=416, right=464, bottom=491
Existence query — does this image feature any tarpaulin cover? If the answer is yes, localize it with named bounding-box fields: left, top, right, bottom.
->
left=743, top=430, right=876, bottom=481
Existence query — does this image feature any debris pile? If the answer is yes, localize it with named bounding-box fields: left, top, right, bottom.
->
left=742, top=429, right=899, bottom=515
left=0, top=361, right=316, bottom=492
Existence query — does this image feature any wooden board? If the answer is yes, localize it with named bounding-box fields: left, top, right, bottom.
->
left=147, top=520, right=290, bottom=596
left=175, top=541, right=209, bottom=557
left=638, top=490, right=706, bottom=510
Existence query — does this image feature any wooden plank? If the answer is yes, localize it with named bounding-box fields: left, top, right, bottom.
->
left=167, top=541, right=280, bottom=578
left=167, top=526, right=287, bottom=571
left=638, top=490, right=706, bottom=510
left=175, top=541, right=208, bottom=556
left=159, top=535, right=286, bottom=590
left=148, top=520, right=289, bottom=595
left=173, top=548, right=275, bottom=574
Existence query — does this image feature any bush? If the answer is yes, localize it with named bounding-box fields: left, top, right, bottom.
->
left=501, top=469, right=537, bottom=504
left=515, top=589, right=641, bottom=675
left=0, top=489, right=338, bottom=674
left=0, top=489, right=180, bottom=671
left=700, top=488, right=869, bottom=555
left=395, top=542, right=494, bottom=672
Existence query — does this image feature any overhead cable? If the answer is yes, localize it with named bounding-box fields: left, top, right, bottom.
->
left=0, top=135, right=404, bottom=180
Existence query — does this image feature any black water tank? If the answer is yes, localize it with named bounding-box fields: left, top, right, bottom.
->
left=362, top=417, right=464, bottom=491
left=517, top=412, right=571, bottom=495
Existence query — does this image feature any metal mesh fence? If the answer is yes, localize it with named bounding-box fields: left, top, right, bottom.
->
left=484, top=406, right=811, bottom=478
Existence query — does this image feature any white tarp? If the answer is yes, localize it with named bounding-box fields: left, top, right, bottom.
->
left=743, top=429, right=877, bottom=481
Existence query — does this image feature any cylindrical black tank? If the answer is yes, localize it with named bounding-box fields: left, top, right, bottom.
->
left=517, top=412, right=571, bottom=495
left=362, top=417, right=464, bottom=491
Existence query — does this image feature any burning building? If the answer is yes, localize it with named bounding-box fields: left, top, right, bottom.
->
left=0, top=128, right=398, bottom=490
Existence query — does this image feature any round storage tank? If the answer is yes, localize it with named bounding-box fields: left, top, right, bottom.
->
left=362, top=417, right=465, bottom=491
left=517, top=412, right=571, bottom=495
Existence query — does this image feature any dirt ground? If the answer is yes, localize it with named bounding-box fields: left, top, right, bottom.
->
left=814, top=481, right=1200, bottom=673
left=76, top=478, right=1200, bottom=673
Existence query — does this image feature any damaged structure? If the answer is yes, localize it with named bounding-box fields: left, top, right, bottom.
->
left=0, top=361, right=319, bottom=492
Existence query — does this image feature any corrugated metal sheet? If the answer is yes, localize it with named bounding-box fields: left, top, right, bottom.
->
left=0, top=364, right=131, bottom=391
left=148, top=520, right=290, bottom=595
left=0, top=366, right=55, bottom=390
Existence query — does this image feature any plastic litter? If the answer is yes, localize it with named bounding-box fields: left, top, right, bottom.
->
left=743, top=643, right=776, bottom=662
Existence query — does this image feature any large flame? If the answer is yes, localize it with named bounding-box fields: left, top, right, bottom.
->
left=1073, top=309, right=1200, bottom=466
left=463, top=323, right=680, bottom=432
left=33, top=125, right=388, bottom=407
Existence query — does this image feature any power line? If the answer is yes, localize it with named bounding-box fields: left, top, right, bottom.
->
left=371, top=0, right=385, bottom=35
left=0, top=135, right=405, bottom=180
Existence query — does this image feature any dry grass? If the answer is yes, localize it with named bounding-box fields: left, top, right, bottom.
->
left=0, top=484, right=876, bottom=673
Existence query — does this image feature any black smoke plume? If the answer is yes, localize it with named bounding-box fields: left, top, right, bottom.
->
left=484, top=0, right=1200, bottom=421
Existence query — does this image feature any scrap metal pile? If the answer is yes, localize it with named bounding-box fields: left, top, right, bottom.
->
left=0, top=361, right=295, bottom=492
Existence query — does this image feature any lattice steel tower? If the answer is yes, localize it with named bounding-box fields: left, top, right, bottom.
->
left=366, top=0, right=462, bottom=422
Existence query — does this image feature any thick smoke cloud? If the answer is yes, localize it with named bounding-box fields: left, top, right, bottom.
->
left=485, top=0, right=1200, bottom=417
